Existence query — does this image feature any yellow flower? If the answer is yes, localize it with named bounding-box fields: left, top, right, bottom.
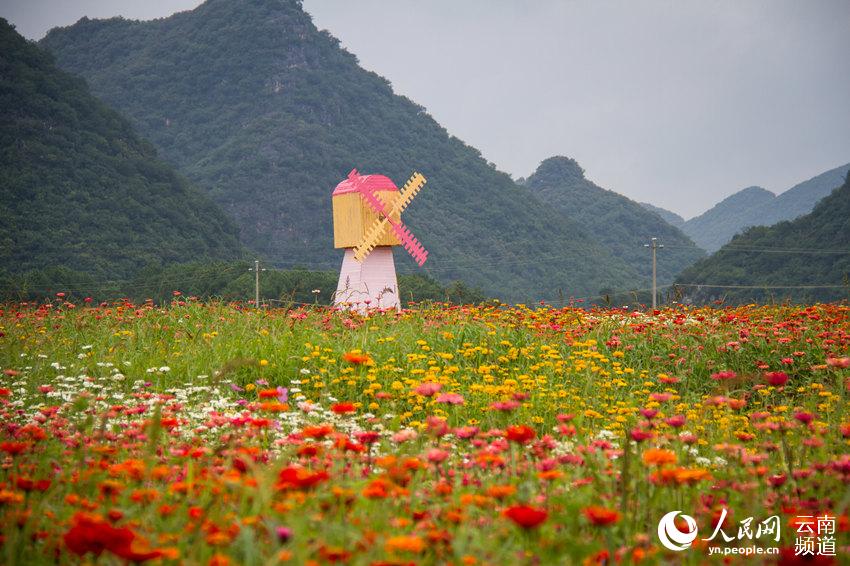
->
left=259, top=359, right=269, bottom=367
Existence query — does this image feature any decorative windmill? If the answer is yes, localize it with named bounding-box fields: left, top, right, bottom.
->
left=331, top=168, right=428, bottom=311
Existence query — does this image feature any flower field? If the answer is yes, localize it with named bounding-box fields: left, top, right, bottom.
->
left=1, top=299, right=848, bottom=565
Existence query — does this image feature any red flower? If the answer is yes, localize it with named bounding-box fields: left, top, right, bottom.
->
left=15, top=477, right=51, bottom=492
left=504, top=425, right=536, bottom=444
left=503, top=505, right=548, bottom=529
left=63, top=512, right=161, bottom=562
left=277, top=466, right=329, bottom=490
left=630, top=428, right=653, bottom=442
left=353, top=431, right=380, bottom=445
left=331, top=402, right=356, bottom=415
left=0, top=441, right=29, bottom=455
left=583, top=506, right=620, bottom=526
left=765, top=371, right=789, bottom=386
left=794, top=411, right=814, bottom=425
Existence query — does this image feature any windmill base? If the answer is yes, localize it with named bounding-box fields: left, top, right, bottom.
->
left=334, top=247, right=401, bottom=312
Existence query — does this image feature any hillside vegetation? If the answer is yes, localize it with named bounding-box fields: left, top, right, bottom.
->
left=638, top=202, right=684, bottom=228
left=675, top=172, right=850, bottom=303
left=40, top=0, right=642, bottom=302
left=680, top=163, right=850, bottom=251
left=524, top=157, right=704, bottom=283
left=0, top=19, right=244, bottom=278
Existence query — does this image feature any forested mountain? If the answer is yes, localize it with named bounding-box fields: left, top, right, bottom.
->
left=675, top=172, right=850, bottom=304
left=761, top=162, right=850, bottom=225
left=680, top=163, right=850, bottom=252
left=40, top=0, right=639, bottom=302
left=639, top=202, right=684, bottom=228
left=0, top=19, right=244, bottom=278
left=680, top=186, right=775, bottom=252
left=524, top=157, right=704, bottom=284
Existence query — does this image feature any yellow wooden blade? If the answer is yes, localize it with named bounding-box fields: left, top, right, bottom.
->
left=389, top=172, right=426, bottom=216
left=353, top=172, right=426, bottom=262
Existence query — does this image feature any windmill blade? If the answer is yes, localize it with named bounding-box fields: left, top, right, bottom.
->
left=354, top=217, right=428, bottom=266
left=353, top=212, right=395, bottom=262
left=353, top=172, right=427, bottom=263
left=390, top=222, right=429, bottom=266
left=388, top=172, right=426, bottom=217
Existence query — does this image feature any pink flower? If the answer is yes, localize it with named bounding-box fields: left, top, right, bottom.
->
left=454, top=426, right=479, bottom=439
left=664, top=415, right=686, bottom=428
left=426, top=416, right=450, bottom=436
left=435, top=393, right=464, bottom=405
left=710, top=370, right=737, bottom=381
left=827, top=357, right=850, bottom=369
left=426, top=448, right=449, bottom=463
left=414, top=382, right=442, bottom=397
left=391, top=429, right=417, bottom=443
left=490, top=400, right=520, bottom=411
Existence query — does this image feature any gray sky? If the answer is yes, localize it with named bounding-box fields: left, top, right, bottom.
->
left=3, top=0, right=850, bottom=218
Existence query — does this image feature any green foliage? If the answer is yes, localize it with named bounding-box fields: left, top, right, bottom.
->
left=0, top=261, right=487, bottom=305
left=638, top=202, right=684, bottom=228
left=675, top=173, right=850, bottom=304
left=525, top=157, right=705, bottom=284
left=39, top=0, right=642, bottom=302
left=681, top=163, right=850, bottom=252
left=0, top=19, right=245, bottom=279
left=680, top=186, right=776, bottom=252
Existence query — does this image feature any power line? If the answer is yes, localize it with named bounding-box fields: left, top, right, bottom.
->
left=0, top=264, right=246, bottom=294
left=664, top=244, right=850, bottom=254
left=675, top=283, right=848, bottom=290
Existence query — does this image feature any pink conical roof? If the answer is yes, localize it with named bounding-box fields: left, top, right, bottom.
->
left=332, top=169, right=398, bottom=195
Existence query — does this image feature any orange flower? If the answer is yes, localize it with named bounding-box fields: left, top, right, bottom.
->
left=342, top=351, right=371, bottom=365
left=384, top=535, right=425, bottom=553
left=538, top=469, right=563, bottom=481
left=486, top=485, right=517, bottom=499
left=363, top=478, right=390, bottom=499
left=302, top=425, right=334, bottom=439
left=583, top=506, right=620, bottom=526
left=642, top=448, right=677, bottom=466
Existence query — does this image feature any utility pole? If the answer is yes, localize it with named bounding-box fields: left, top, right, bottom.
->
left=644, top=238, right=663, bottom=309
left=248, top=260, right=266, bottom=308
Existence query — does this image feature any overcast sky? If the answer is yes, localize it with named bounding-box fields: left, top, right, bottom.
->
left=4, top=0, right=849, bottom=218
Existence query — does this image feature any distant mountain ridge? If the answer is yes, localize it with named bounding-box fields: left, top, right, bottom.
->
left=39, top=0, right=642, bottom=301
left=680, top=186, right=776, bottom=252
left=675, top=171, right=850, bottom=303
left=524, top=157, right=704, bottom=284
left=639, top=202, right=684, bottom=228
left=0, top=19, right=244, bottom=279
left=678, top=163, right=850, bottom=251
